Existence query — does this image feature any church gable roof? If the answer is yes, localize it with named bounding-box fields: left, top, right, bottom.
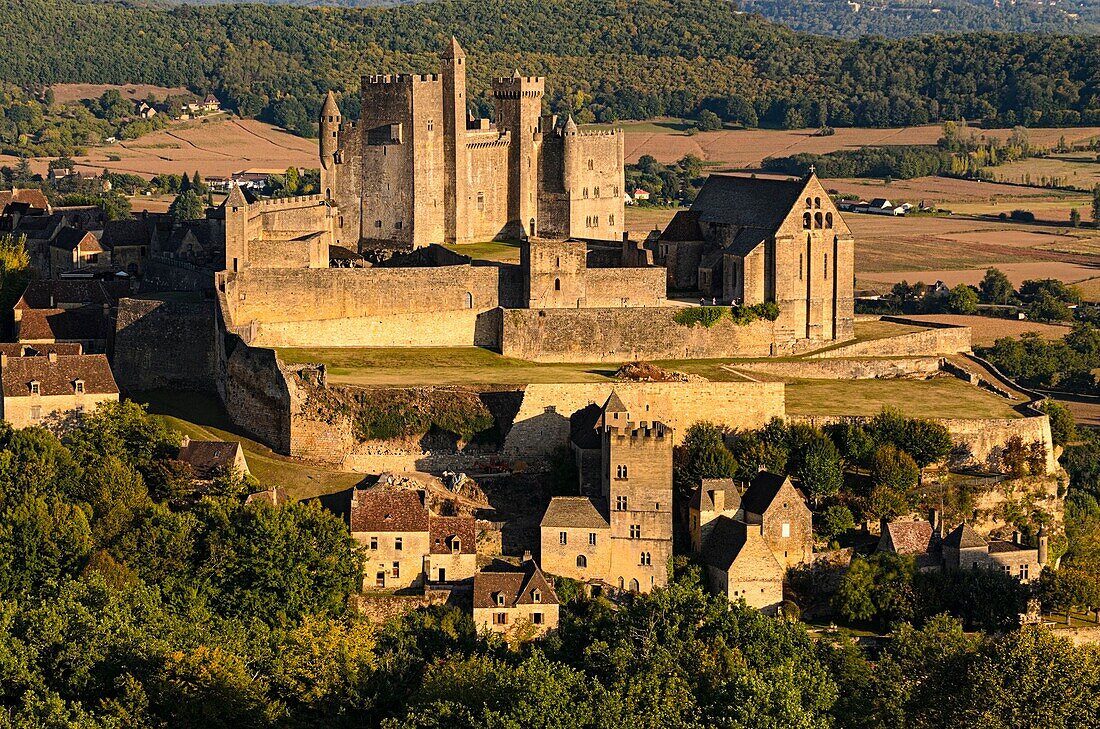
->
left=658, top=210, right=703, bottom=242
left=690, top=174, right=808, bottom=231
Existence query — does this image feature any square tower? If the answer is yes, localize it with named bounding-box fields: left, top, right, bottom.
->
left=599, top=392, right=673, bottom=592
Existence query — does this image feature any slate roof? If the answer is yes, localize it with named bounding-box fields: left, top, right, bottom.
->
left=472, top=559, right=557, bottom=609
left=50, top=227, right=101, bottom=252
left=987, top=539, right=1030, bottom=554
left=658, top=210, right=703, bottom=242
left=882, top=520, right=935, bottom=555
left=349, top=487, right=430, bottom=533
left=0, top=353, right=118, bottom=397
left=540, top=496, right=609, bottom=529
left=18, top=307, right=109, bottom=342
left=691, top=478, right=740, bottom=513
left=178, top=439, right=244, bottom=480
left=690, top=174, right=807, bottom=230
left=700, top=515, right=750, bottom=570
left=944, top=523, right=987, bottom=550
left=604, top=389, right=628, bottom=414
left=102, top=219, right=153, bottom=248
left=724, top=227, right=771, bottom=257
left=740, top=471, right=790, bottom=517
left=428, top=515, right=477, bottom=555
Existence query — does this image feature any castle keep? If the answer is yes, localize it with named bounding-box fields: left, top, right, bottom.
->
left=321, top=38, right=625, bottom=250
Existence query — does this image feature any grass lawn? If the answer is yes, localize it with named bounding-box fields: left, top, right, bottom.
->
left=785, top=377, right=1022, bottom=419
left=441, top=240, right=520, bottom=263
left=130, top=389, right=366, bottom=500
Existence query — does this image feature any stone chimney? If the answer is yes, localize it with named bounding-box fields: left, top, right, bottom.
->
left=522, top=550, right=533, bottom=562
left=710, top=488, right=724, bottom=514
left=1012, top=530, right=1021, bottom=546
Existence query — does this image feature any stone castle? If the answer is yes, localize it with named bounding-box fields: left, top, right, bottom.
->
left=320, top=38, right=624, bottom=250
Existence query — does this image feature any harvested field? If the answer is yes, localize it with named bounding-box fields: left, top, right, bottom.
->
left=49, top=83, right=190, bottom=104
left=992, top=153, right=1100, bottom=191
left=861, top=262, right=1100, bottom=292
left=618, top=122, right=1100, bottom=169
left=900, top=314, right=1070, bottom=347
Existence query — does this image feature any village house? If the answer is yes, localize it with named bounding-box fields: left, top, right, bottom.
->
left=49, top=227, right=108, bottom=275
left=690, top=472, right=813, bottom=613
left=0, top=350, right=118, bottom=428
left=177, top=435, right=250, bottom=481
left=101, top=219, right=155, bottom=275
left=472, top=558, right=559, bottom=636
left=877, top=511, right=1047, bottom=582
left=13, top=280, right=130, bottom=355
left=540, top=392, right=673, bottom=593
left=349, top=484, right=477, bottom=590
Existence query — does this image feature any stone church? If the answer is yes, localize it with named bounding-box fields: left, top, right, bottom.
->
left=656, top=172, right=855, bottom=342
left=320, top=37, right=625, bottom=251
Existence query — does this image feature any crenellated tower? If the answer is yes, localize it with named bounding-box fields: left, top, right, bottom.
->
left=442, top=37, right=469, bottom=245
left=493, top=71, right=544, bottom=239
left=319, top=91, right=341, bottom=201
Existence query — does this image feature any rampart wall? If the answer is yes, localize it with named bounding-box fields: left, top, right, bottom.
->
left=502, top=382, right=786, bottom=457
left=811, top=319, right=972, bottom=358
left=584, top=267, right=667, bottom=307
left=741, top=357, right=943, bottom=380
left=112, top=298, right=217, bottom=392
left=224, top=266, right=514, bottom=348
left=499, top=307, right=821, bottom=362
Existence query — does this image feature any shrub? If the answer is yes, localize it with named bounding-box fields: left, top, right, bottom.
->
left=1009, top=209, right=1035, bottom=222
left=815, top=504, right=855, bottom=543
left=352, top=388, right=494, bottom=442
left=673, top=306, right=728, bottom=328
left=1038, top=400, right=1076, bottom=447
left=729, top=302, right=781, bottom=326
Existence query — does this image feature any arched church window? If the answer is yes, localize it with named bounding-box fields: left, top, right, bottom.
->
left=814, top=212, right=823, bottom=229
left=825, top=212, right=833, bottom=228
left=803, top=213, right=811, bottom=229
left=805, top=197, right=812, bottom=208
left=464, top=292, right=473, bottom=309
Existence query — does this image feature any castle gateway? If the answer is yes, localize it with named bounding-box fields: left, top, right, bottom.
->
left=320, top=38, right=625, bottom=251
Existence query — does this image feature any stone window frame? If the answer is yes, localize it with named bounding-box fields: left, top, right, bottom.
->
left=616, top=495, right=628, bottom=510
left=29, top=380, right=40, bottom=395
left=493, top=612, right=508, bottom=625
left=559, top=531, right=568, bottom=545
left=589, top=532, right=597, bottom=545
left=532, top=612, right=543, bottom=625
left=576, top=554, right=587, bottom=568
left=639, top=552, right=651, bottom=566
left=73, top=379, right=85, bottom=394
left=395, top=536, right=403, bottom=551
left=629, top=524, right=641, bottom=539
left=532, top=589, right=542, bottom=603
left=495, top=592, right=506, bottom=607
left=477, top=191, right=485, bottom=211
left=391, top=561, right=400, bottom=578
left=369, top=536, right=378, bottom=550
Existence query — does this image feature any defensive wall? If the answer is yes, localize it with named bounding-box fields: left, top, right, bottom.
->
left=112, top=298, right=217, bottom=393
left=498, top=307, right=824, bottom=362
left=501, top=382, right=786, bottom=457
left=811, top=316, right=972, bottom=359
left=738, top=357, right=944, bottom=380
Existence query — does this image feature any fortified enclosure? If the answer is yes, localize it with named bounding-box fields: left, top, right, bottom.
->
left=320, top=38, right=625, bottom=251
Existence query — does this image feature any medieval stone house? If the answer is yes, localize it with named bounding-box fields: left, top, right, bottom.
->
left=656, top=172, right=855, bottom=343
left=349, top=485, right=477, bottom=590
left=320, top=38, right=624, bottom=250
left=177, top=436, right=250, bottom=481
left=540, top=392, right=673, bottom=593
left=0, top=349, right=118, bottom=428
left=472, top=558, right=559, bottom=636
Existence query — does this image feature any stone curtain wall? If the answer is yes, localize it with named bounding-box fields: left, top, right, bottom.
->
left=225, top=266, right=510, bottom=348
left=740, top=357, right=944, bottom=380
left=502, top=382, right=786, bottom=457
left=811, top=322, right=972, bottom=359
left=584, top=268, right=667, bottom=307
left=499, top=307, right=819, bottom=362
left=112, top=298, right=217, bottom=392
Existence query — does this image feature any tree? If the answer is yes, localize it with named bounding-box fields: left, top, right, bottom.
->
left=1027, top=290, right=1073, bottom=322
left=0, top=492, right=92, bottom=598
left=1070, top=207, right=1081, bottom=227
left=0, top=233, right=31, bottom=339
left=168, top=190, right=204, bottom=222
left=833, top=552, right=915, bottom=626
left=815, top=504, right=855, bottom=543
left=902, top=419, right=954, bottom=469
left=1092, top=183, right=1100, bottom=225
left=797, top=436, right=843, bottom=504
left=979, top=267, right=1015, bottom=305
left=1037, top=399, right=1076, bottom=447
left=1036, top=568, right=1100, bottom=613
left=696, top=109, right=722, bottom=131
left=672, top=422, right=738, bottom=496
left=946, top=283, right=978, bottom=314
left=870, top=445, right=919, bottom=494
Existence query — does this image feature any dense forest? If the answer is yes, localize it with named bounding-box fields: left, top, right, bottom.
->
left=1, top=400, right=1099, bottom=726
left=738, top=0, right=1100, bottom=38
left=2, top=0, right=1100, bottom=139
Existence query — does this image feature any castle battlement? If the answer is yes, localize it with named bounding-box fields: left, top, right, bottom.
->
left=492, top=75, right=545, bottom=86
left=363, top=73, right=441, bottom=86
left=466, top=136, right=511, bottom=151
left=577, top=128, right=623, bottom=138
left=254, top=194, right=327, bottom=210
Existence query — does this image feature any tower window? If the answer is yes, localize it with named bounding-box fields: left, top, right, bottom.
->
left=640, top=552, right=651, bottom=566
left=616, top=465, right=628, bottom=480
left=824, top=253, right=828, bottom=278
left=814, top=212, right=823, bottom=229
left=814, top=197, right=821, bottom=208
left=825, top=212, right=833, bottom=228
left=375, top=220, right=382, bottom=228
left=477, top=192, right=485, bottom=211
left=554, top=278, right=561, bottom=291
left=803, top=212, right=811, bottom=229
left=616, top=495, right=627, bottom=510
left=583, top=188, right=588, bottom=199
left=630, top=524, right=641, bottom=539
left=594, top=186, right=600, bottom=198
left=609, top=214, right=614, bottom=225
left=589, top=532, right=597, bottom=545
left=427, top=119, right=434, bottom=132
left=799, top=253, right=804, bottom=280
left=588, top=159, right=594, bottom=170
left=576, top=554, right=587, bottom=568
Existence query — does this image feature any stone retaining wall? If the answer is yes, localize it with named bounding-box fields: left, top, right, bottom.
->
left=741, top=357, right=942, bottom=380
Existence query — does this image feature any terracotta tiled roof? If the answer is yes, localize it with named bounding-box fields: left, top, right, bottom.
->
left=428, top=515, right=477, bottom=555
left=0, top=343, right=82, bottom=357
left=472, top=560, right=557, bottom=609
left=691, top=478, right=740, bottom=513
left=740, top=471, right=790, bottom=517
left=883, top=521, right=935, bottom=555
left=658, top=210, right=703, bottom=242
left=944, top=523, right=987, bottom=550
left=0, top=353, right=117, bottom=397
left=18, top=307, right=108, bottom=342
left=0, top=188, right=50, bottom=212
left=540, top=496, right=609, bottom=529
left=349, top=487, right=429, bottom=533
left=178, top=439, right=243, bottom=480
left=691, top=174, right=806, bottom=231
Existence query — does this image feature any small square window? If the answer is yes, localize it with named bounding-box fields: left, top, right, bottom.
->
left=369, top=536, right=377, bottom=550
left=395, top=537, right=403, bottom=551
left=532, top=612, right=543, bottom=625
